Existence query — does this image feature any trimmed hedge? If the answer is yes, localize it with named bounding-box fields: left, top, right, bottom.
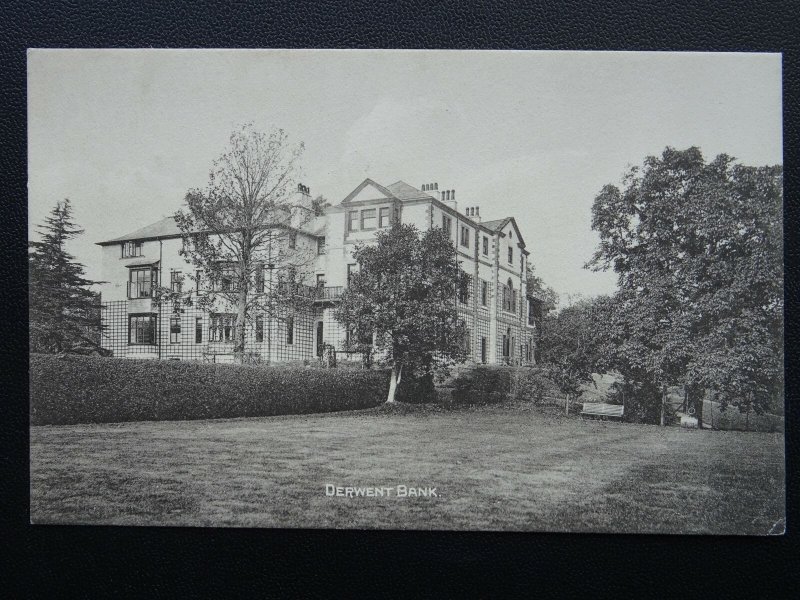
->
left=30, top=354, right=390, bottom=425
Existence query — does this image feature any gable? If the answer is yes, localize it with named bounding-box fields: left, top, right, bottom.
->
left=341, top=179, right=395, bottom=205
left=503, top=218, right=526, bottom=248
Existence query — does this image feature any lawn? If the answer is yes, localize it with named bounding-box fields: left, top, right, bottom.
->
left=30, top=402, right=785, bottom=534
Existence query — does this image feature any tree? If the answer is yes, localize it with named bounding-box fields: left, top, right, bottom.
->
left=311, top=194, right=331, bottom=216
left=29, top=199, right=105, bottom=354
left=588, top=146, right=783, bottom=422
left=525, top=263, right=558, bottom=313
left=172, top=124, right=312, bottom=362
left=335, top=223, right=469, bottom=403
left=539, top=296, right=610, bottom=415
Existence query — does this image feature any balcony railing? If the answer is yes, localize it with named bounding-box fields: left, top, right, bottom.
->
left=127, top=280, right=153, bottom=299
left=276, top=282, right=344, bottom=303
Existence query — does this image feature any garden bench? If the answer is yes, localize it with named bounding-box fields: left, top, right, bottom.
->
left=581, top=402, right=624, bottom=419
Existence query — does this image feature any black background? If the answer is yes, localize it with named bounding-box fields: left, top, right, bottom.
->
left=3, top=0, right=798, bottom=595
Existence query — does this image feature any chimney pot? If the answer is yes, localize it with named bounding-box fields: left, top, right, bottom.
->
left=434, top=183, right=438, bottom=190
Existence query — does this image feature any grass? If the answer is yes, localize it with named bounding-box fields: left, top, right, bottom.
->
left=30, top=402, right=785, bottom=534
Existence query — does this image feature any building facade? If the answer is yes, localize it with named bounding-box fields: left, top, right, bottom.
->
left=97, top=179, right=543, bottom=365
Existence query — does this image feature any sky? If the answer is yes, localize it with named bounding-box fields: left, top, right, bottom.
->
left=28, top=50, right=782, bottom=300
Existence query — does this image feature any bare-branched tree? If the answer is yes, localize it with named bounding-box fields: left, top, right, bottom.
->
left=163, top=124, right=317, bottom=362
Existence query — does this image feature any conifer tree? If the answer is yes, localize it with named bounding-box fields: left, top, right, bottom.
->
left=29, top=199, right=104, bottom=354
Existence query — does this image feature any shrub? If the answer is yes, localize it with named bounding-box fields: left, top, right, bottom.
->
left=450, top=366, right=514, bottom=405
left=509, top=366, right=561, bottom=403
left=30, top=354, right=390, bottom=425
left=395, top=371, right=437, bottom=404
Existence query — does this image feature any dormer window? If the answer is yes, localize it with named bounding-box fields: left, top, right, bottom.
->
left=121, top=241, right=142, bottom=258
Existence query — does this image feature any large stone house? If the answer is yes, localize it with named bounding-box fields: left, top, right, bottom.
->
left=96, top=179, right=543, bottom=364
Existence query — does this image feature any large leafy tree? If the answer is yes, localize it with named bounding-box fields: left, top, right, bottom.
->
left=335, top=223, right=469, bottom=403
left=539, top=296, right=611, bottom=415
left=29, top=199, right=104, bottom=354
left=172, top=124, right=313, bottom=362
left=588, top=146, right=783, bottom=422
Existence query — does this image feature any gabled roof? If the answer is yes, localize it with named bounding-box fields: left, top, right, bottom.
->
left=481, top=216, right=526, bottom=248
left=97, top=216, right=181, bottom=245
left=340, top=178, right=397, bottom=204
left=385, top=180, right=435, bottom=201
left=481, top=218, right=510, bottom=232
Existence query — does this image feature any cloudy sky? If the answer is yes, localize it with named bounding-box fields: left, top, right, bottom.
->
left=28, top=50, right=782, bottom=299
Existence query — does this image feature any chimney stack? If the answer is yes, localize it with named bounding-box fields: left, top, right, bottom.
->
left=297, top=183, right=310, bottom=196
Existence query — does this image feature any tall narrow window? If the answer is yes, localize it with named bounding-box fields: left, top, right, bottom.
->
left=481, top=337, right=487, bottom=364
left=317, top=236, right=326, bottom=255
left=458, top=273, right=470, bottom=304
left=316, top=273, right=326, bottom=287
left=195, top=317, right=203, bottom=343
left=508, top=247, right=513, bottom=264
left=289, top=231, right=297, bottom=249
left=460, top=225, right=470, bottom=248
left=347, top=210, right=358, bottom=232
left=170, top=270, right=183, bottom=293
left=347, top=263, right=357, bottom=287
left=286, top=316, right=294, bottom=345
left=255, top=316, right=264, bottom=343
left=481, top=280, right=488, bottom=306
left=169, top=315, right=181, bottom=344
left=255, top=264, right=265, bottom=293
left=442, top=214, right=452, bottom=237
left=482, top=236, right=489, bottom=256
left=361, top=208, right=377, bottom=229
left=196, top=270, right=202, bottom=293
left=379, top=207, right=390, bottom=228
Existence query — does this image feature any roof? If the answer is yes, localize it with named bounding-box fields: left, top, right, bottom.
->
left=481, top=218, right=510, bottom=232
left=98, top=212, right=326, bottom=246
left=123, top=257, right=160, bottom=268
left=385, top=181, right=435, bottom=201
left=97, top=216, right=181, bottom=245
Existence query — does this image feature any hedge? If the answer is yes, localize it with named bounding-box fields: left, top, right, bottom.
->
left=30, top=354, right=390, bottom=425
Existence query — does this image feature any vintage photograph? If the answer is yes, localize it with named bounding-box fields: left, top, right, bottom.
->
left=28, top=49, right=784, bottom=533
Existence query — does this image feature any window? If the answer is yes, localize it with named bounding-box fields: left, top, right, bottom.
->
left=460, top=225, right=470, bottom=248
left=196, top=270, right=202, bottom=293
left=347, top=263, right=357, bottom=286
left=347, top=210, right=358, bottom=232
left=129, top=314, right=157, bottom=345
left=195, top=317, right=203, bottom=343
left=379, top=207, right=391, bottom=228
left=317, top=236, right=326, bottom=255
left=255, top=316, right=264, bottom=343
left=169, top=315, right=181, bottom=344
left=458, top=273, right=470, bottom=305
left=220, top=266, right=238, bottom=292
left=481, top=337, right=487, bottom=364
left=508, top=247, right=513, bottom=264
left=128, top=267, right=156, bottom=298
left=503, top=279, right=515, bottom=312
left=286, top=316, right=294, bottom=345
left=316, top=273, right=326, bottom=287
left=482, top=236, right=489, bottom=256
left=442, top=214, right=452, bottom=237
left=170, top=270, right=183, bottom=293
left=361, top=208, right=377, bottom=229
left=289, top=231, right=297, bottom=249
left=210, top=313, right=236, bottom=343
left=481, top=280, right=488, bottom=306
left=121, top=241, right=142, bottom=258
left=255, top=265, right=265, bottom=293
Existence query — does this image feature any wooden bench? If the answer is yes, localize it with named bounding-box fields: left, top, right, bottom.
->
left=581, top=402, right=624, bottom=419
